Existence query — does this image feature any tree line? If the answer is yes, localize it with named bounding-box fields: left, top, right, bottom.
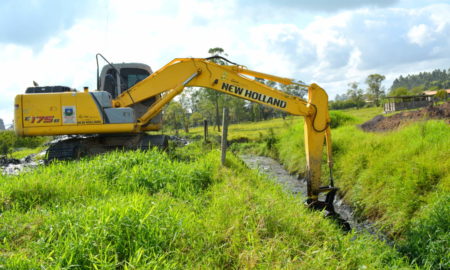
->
left=332, top=67, right=450, bottom=110
left=389, top=68, right=450, bottom=97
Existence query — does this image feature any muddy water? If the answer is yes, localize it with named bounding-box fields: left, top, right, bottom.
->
left=1, top=153, right=44, bottom=175
left=240, top=155, right=388, bottom=239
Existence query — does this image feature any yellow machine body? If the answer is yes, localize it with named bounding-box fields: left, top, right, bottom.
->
left=14, top=91, right=139, bottom=136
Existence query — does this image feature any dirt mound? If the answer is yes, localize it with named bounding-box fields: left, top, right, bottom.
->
left=360, top=102, right=450, bottom=132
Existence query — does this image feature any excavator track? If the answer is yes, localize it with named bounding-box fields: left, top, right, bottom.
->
left=46, top=134, right=168, bottom=162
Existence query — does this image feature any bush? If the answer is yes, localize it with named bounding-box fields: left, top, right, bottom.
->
left=436, top=90, right=448, bottom=101
left=0, top=131, right=47, bottom=156
left=329, top=111, right=356, bottom=128
left=0, top=131, right=15, bottom=156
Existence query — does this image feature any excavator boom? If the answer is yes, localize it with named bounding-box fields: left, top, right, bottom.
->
left=114, top=57, right=333, bottom=200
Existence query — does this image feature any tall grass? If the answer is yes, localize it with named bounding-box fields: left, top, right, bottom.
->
left=333, top=121, right=450, bottom=269
left=227, top=107, right=449, bottom=269
left=0, top=146, right=410, bottom=268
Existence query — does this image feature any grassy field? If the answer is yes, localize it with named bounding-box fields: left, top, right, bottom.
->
left=0, top=143, right=412, bottom=268
left=228, top=107, right=449, bottom=269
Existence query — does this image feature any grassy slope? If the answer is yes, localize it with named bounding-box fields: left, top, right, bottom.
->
left=0, top=144, right=409, bottom=268
left=333, top=121, right=449, bottom=269
left=231, top=108, right=449, bottom=269
left=10, top=146, right=46, bottom=159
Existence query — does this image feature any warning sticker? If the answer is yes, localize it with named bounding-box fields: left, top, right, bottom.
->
left=62, top=106, right=76, bottom=124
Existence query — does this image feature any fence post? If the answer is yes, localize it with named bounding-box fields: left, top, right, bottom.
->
left=221, top=107, right=229, bottom=166
left=203, top=119, right=208, bottom=142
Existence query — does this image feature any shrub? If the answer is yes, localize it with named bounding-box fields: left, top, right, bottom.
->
left=329, top=111, right=356, bottom=128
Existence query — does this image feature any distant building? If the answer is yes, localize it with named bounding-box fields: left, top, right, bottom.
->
left=384, top=95, right=433, bottom=113
left=384, top=89, right=450, bottom=113
left=0, top=118, right=5, bottom=130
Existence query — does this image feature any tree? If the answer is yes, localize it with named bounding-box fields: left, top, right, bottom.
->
left=389, top=86, right=410, bottom=97
left=163, top=101, right=187, bottom=135
left=436, top=90, right=448, bottom=101
left=410, top=85, right=425, bottom=95
left=390, top=68, right=450, bottom=91
left=178, top=92, right=191, bottom=133
left=281, top=80, right=307, bottom=99
left=334, top=93, right=348, bottom=101
left=365, top=74, right=385, bottom=106
left=346, top=82, right=365, bottom=109
left=0, top=131, right=16, bottom=157
left=206, top=47, right=227, bottom=132
left=189, top=112, right=203, bottom=127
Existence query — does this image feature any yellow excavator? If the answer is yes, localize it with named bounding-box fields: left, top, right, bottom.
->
left=14, top=54, right=337, bottom=211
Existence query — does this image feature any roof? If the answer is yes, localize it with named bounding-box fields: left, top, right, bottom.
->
left=423, top=89, right=450, bottom=95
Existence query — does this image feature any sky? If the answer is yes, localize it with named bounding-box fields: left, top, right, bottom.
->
left=1, top=0, right=450, bottom=126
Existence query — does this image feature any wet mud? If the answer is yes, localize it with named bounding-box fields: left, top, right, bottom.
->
left=1, top=153, right=44, bottom=175
left=240, top=154, right=389, bottom=239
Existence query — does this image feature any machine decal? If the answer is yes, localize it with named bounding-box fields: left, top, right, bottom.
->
left=221, top=82, right=287, bottom=108
left=24, top=116, right=59, bottom=124
left=77, top=116, right=102, bottom=125
left=62, top=106, right=77, bottom=124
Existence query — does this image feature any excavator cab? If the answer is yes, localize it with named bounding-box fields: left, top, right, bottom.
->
left=97, top=59, right=163, bottom=130
left=99, top=63, right=153, bottom=99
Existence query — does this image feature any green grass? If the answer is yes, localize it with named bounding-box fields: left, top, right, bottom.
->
left=340, top=107, right=383, bottom=122
left=333, top=121, right=449, bottom=232
left=174, top=117, right=298, bottom=141
left=225, top=107, right=449, bottom=269
left=10, top=146, right=46, bottom=159
left=0, top=145, right=410, bottom=268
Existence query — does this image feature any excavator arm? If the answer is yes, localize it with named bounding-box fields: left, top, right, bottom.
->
left=113, top=57, right=335, bottom=202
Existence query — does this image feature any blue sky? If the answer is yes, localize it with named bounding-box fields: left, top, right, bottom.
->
left=1, top=0, right=449, bottom=125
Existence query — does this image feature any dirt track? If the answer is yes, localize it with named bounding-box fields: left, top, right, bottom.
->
left=360, top=102, right=450, bottom=132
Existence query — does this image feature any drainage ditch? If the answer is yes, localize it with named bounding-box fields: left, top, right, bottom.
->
left=240, top=154, right=390, bottom=242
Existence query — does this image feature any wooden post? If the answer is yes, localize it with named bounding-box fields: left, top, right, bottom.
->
left=221, top=107, right=229, bottom=166
left=203, top=119, right=208, bottom=142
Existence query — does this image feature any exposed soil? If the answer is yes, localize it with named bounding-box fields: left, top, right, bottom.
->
left=360, top=102, right=450, bottom=132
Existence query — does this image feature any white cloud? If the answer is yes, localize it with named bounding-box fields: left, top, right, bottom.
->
left=1, top=0, right=450, bottom=125
left=408, top=24, right=430, bottom=46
